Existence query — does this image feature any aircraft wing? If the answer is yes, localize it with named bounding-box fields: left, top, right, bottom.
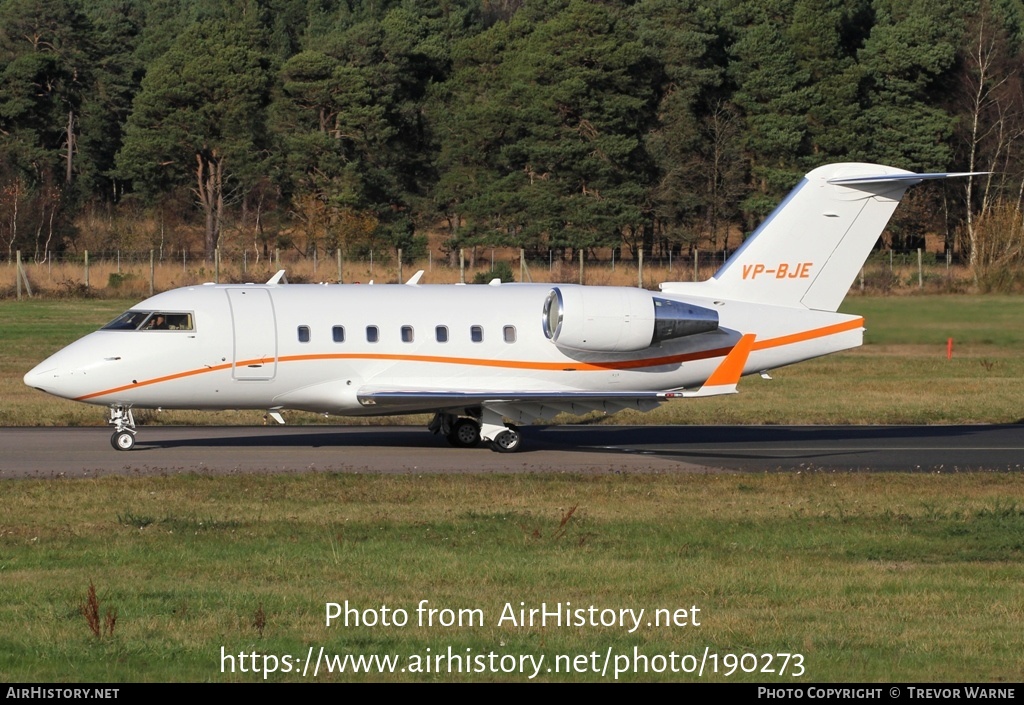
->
left=357, top=388, right=673, bottom=418
left=356, top=334, right=755, bottom=422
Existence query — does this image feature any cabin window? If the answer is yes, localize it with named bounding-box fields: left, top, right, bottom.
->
left=471, top=325, right=483, bottom=343
left=332, top=326, right=345, bottom=343
left=435, top=325, right=449, bottom=343
left=503, top=325, right=517, bottom=343
left=298, top=326, right=310, bottom=343
left=401, top=325, right=414, bottom=343
left=366, top=325, right=379, bottom=343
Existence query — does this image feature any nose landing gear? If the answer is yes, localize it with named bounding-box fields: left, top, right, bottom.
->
left=108, top=406, right=137, bottom=451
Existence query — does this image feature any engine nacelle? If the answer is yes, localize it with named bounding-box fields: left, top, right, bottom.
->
left=542, top=286, right=718, bottom=352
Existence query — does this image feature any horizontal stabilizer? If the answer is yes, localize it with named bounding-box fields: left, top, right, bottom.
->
left=828, top=171, right=989, bottom=186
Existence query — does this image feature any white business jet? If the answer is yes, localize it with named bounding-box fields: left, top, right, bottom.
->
left=24, top=163, right=973, bottom=452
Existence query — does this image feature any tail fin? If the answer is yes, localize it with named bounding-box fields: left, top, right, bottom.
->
left=662, top=163, right=980, bottom=312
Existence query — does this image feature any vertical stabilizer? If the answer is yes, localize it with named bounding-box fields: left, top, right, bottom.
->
left=662, top=163, right=976, bottom=312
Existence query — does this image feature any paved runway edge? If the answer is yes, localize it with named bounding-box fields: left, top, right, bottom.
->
left=1, top=424, right=1022, bottom=477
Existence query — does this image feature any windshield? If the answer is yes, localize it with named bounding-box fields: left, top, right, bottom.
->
left=102, top=311, right=194, bottom=331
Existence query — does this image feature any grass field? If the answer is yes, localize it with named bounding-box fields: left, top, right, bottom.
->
left=2, top=473, right=1023, bottom=682
left=1, top=294, right=1023, bottom=682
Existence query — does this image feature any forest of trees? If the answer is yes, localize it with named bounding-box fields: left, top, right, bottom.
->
left=2, top=0, right=1024, bottom=280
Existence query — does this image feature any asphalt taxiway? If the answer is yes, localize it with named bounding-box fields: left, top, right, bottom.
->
left=1, top=424, right=1022, bottom=478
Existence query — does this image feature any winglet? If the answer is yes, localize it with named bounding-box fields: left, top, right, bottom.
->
left=266, top=270, right=288, bottom=285
left=405, top=270, right=424, bottom=286
left=675, top=334, right=755, bottom=398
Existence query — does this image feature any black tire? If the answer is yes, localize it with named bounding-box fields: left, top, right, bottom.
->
left=447, top=418, right=481, bottom=448
left=490, top=427, right=522, bottom=453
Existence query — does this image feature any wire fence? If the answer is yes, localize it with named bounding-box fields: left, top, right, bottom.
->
left=4, top=246, right=973, bottom=300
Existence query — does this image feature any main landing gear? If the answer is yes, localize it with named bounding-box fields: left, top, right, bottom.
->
left=490, top=425, right=522, bottom=453
left=429, top=412, right=522, bottom=453
left=108, top=405, right=137, bottom=451
left=448, top=417, right=482, bottom=448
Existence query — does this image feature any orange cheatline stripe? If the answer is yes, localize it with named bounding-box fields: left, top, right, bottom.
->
left=76, top=362, right=236, bottom=401
left=75, top=317, right=864, bottom=401
left=750, top=317, right=863, bottom=351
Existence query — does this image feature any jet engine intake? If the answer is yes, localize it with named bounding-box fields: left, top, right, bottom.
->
left=542, top=287, right=718, bottom=352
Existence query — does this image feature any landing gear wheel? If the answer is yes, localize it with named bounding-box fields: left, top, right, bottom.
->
left=447, top=418, right=481, bottom=448
left=490, top=426, right=521, bottom=453
left=111, top=430, right=136, bottom=451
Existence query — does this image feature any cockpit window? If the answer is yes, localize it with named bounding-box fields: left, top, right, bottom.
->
left=103, top=311, right=150, bottom=330
left=103, top=311, right=194, bottom=331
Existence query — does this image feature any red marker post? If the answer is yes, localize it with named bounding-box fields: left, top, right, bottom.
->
left=947, top=337, right=954, bottom=360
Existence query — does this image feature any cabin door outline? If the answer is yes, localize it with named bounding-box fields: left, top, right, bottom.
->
left=226, top=288, right=278, bottom=380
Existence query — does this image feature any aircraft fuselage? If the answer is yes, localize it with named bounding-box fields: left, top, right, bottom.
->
left=24, top=281, right=860, bottom=415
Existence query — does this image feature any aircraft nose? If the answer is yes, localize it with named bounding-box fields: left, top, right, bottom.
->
left=24, top=363, right=59, bottom=394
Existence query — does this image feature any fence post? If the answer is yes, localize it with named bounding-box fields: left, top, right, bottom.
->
left=579, top=249, right=584, bottom=285
left=150, top=249, right=155, bottom=296
left=16, top=250, right=21, bottom=300
left=520, top=248, right=525, bottom=283
left=275, top=248, right=280, bottom=270
left=16, top=251, right=32, bottom=297
left=459, top=248, right=465, bottom=284
left=84, top=250, right=89, bottom=289
left=337, top=248, right=343, bottom=283
left=918, top=247, right=923, bottom=289
left=638, top=249, right=643, bottom=288
left=215, top=248, right=220, bottom=284
left=693, top=249, right=699, bottom=282
left=398, top=248, right=403, bottom=284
